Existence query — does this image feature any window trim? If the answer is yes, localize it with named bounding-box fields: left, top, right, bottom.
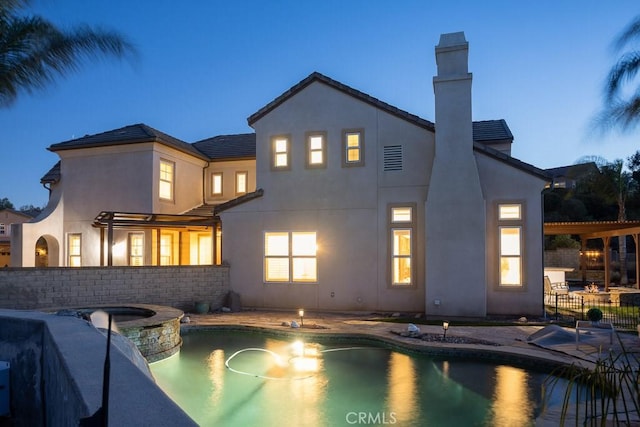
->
left=128, top=232, right=145, bottom=266
left=305, top=131, right=327, bottom=169
left=67, top=233, right=82, bottom=267
left=388, top=203, right=417, bottom=287
left=211, top=172, right=223, bottom=197
left=497, top=201, right=525, bottom=288
left=270, top=134, right=291, bottom=171
left=159, top=159, right=175, bottom=201
left=235, top=171, right=248, bottom=195
left=342, top=128, right=365, bottom=167
left=264, top=231, right=318, bottom=284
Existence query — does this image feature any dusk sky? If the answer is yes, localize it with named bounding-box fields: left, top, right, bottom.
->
left=2, top=1, right=639, bottom=209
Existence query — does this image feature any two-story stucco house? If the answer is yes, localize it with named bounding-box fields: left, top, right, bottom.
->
left=217, top=32, right=548, bottom=317
left=12, top=32, right=548, bottom=317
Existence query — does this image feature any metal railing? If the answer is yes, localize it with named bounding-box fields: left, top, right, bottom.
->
left=544, top=292, right=640, bottom=331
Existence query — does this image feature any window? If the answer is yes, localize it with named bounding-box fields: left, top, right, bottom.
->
left=67, top=234, right=81, bottom=267
left=159, top=159, right=174, bottom=200
left=160, top=233, right=173, bottom=265
left=383, top=145, right=403, bottom=171
left=305, top=132, right=326, bottom=168
left=498, top=203, right=523, bottom=286
left=264, top=231, right=317, bottom=283
left=271, top=135, right=291, bottom=170
left=129, top=233, right=144, bottom=266
left=389, top=205, right=415, bottom=286
left=0, top=223, right=4, bottom=235
left=342, top=129, right=364, bottom=167
left=236, top=171, right=247, bottom=195
left=212, top=173, right=223, bottom=196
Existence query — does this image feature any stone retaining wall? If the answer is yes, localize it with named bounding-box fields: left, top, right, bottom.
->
left=0, top=265, right=229, bottom=312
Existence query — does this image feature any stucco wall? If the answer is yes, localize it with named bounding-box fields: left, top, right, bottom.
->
left=0, top=265, right=229, bottom=312
left=476, top=153, right=547, bottom=316
left=222, top=81, right=433, bottom=312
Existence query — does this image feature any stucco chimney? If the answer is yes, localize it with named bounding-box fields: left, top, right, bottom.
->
left=425, top=32, right=486, bottom=317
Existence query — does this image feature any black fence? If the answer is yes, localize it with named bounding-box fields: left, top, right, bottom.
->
left=544, top=292, right=640, bottom=331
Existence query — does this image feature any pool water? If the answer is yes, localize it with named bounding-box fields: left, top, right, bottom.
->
left=150, top=330, right=565, bottom=426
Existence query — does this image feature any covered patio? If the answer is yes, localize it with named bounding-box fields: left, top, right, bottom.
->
left=544, top=220, right=640, bottom=290
left=92, top=211, right=219, bottom=266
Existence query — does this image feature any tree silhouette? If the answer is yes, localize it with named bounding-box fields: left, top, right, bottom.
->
left=0, top=0, right=136, bottom=107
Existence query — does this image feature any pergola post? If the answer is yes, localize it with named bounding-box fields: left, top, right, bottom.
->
left=603, top=236, right=611, bottom=292
left=580, top=238, right=587, bottom=285
left=634, top=234, right=640, bottom=289
left=107, top=220, right=113, bottom=266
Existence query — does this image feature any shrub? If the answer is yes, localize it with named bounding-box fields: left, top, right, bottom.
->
left=586, top=307, right=603, bottom=322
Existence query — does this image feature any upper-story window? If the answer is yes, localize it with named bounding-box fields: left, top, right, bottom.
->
left=236, top=171, right=248, bottom=195
left=159, top=159, right=175, bottom=201
left=342, top=129, right=364, bottom=167
left=498, top=203, right=523, bottom=287
left=212, top=172, right=223, bottom=197
left=306, top=132, right=326, bottom=169
left=271, top=135, right=291, bottom=170
left=0, top=223, right=5, bottom=235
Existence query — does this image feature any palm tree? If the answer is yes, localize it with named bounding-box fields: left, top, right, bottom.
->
left=597, top=14, right=640, bottom=132
left=0, top=0, right=136, bottom=107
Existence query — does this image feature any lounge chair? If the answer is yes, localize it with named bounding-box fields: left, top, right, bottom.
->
left=544, top=275, right=569, bottom=296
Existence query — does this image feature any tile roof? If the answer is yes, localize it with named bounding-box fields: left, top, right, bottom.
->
left=247, top=71, right=436, bottom=131
left=48, top=123, right=209, bottom=161
left=40, top=160, right=61, bottom=184
left=192, top=133, right=256, bottom=160
left=472, top=119, right=513, bottom=142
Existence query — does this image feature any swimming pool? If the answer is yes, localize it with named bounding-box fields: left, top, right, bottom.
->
left=150, top=330, right=566, bottom=426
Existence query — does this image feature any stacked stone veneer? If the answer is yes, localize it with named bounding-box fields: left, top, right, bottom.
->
left=544, top=248, right=580, bottom=270
left=0, top=265, right=229, bottom=312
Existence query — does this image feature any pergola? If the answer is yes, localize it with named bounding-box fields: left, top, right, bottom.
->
left=93, top=211, right=218, bottom=266
left=544, top=220, right=640, bottom=290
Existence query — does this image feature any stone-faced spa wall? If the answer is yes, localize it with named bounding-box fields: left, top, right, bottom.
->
left=0, top=265, right=229, bottom=312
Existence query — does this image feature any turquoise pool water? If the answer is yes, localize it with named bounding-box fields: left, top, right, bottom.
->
left=150, top=330, right=564, bottom=426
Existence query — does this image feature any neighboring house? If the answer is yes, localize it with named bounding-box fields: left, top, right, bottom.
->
left=0, top=209, right=33, bottom=267
left=545, top=162, right=599, bottom=189
left=12, top=32, right=549, bottom=317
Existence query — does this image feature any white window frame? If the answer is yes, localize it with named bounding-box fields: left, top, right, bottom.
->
left=305, top=131, right=327, bottom=169
left=271, top=135, right=291, bottom=171
left=389, top=205, right=415, bottom=286
left=128, top=232, right=144, bottom=266
left=160, top=233, right=173, bottom=265
left=264, top=231, right=317, bottom=283
left=159, top=159, right=175, bottom=201
left=67, top=233, right=82, bottom=267
left=235, top=171, right=248, bottom=195
left=498, top=203, right=524, bottom=287
left=212, top=172, right=223, bottom=197
left=342, top=129, right=364, bottom=167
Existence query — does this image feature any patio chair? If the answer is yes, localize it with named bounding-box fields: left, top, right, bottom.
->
left=544, top=275, right=569, bottom=297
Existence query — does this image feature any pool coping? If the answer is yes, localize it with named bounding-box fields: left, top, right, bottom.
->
left=179, top=311, right=622, bottom=373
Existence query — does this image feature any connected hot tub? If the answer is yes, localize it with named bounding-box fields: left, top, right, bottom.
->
left=73, top=304, right=183, bottom=362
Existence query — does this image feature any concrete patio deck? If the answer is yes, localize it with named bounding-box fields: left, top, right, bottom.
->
left=181, top=310, right=640, bottom=370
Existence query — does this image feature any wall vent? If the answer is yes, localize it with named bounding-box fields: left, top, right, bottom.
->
left=383, top=145, right=403, bottom=171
